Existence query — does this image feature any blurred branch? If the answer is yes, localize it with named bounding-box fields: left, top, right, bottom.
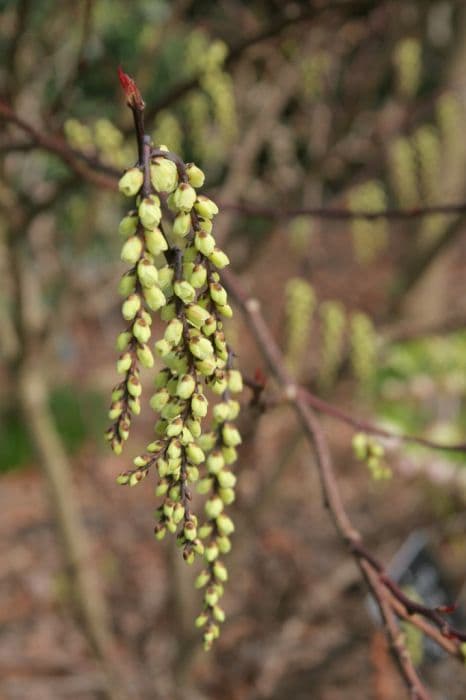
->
left=296, top=387, right=466, bottom=454
left=2, top=191, right=131, bottom=700
left=4, top=0, right=33, bottom=100
left=0, top=100, right=118, bottom=189
left=138, top=1, right=373, bottom=125
left=5, top=101, right=466, bottom=228
left=220, top=200, right=466, bottom=221
left=222, top=267, right=464, bottom=695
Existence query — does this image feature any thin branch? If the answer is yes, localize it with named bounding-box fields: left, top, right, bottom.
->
left=295, top=386, right=466, bottom=454
left=139, top=1, right=376, bottom=126
left=0, top=100, right=118, bottom=190
left=222, top=267, right=464, bottom=695
left=219, top=200, right=466, bottom=221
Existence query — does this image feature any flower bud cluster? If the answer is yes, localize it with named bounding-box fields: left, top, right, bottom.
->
left=284, top=277, right=315, bottom=376
left=318, top=300, right=346, bottom=392
left=105, top=166, right=166, bottom=455
left=106, top=144, right=242, bottom=648
left=352, top=433, right=392, bottom=480
left=350, top=312, right=377, bottom=392
left=348, top=181, right=387, bottom=264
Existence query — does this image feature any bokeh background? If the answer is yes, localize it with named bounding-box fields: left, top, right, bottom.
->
left=1, top=1, right=466, bottom=698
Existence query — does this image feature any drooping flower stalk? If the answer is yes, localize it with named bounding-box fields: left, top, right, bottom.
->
left=106, top=70, right=242, bottom=648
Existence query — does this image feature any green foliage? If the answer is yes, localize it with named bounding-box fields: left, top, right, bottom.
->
left=0, top=386, right=106, bottom=473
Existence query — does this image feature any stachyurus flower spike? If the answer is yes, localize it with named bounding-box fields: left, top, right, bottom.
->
left=106, top=69, right=242, bottom=649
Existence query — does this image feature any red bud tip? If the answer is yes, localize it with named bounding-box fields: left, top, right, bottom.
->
left=254, top=368, right=267, bottom=387
left=118, top=66, right=144, bottom=110
left=436, top=603, right=458, bottom=615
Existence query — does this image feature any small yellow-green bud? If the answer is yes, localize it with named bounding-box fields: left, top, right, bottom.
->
left=176, top=373, right=196, bottom=399
left=207, top=450, right=224, bottom=474
left=222, top=446, right=237, bottom=464
left=116, top=331, right=132, bottom=351
left=209, top=247, right=230, bottom=269
left=195, top=612, right=209, bottom=628
left=205, top=497, right=224, bottom=520
left=130, top=471, right=146, bottom=487
left=217, top=470, right=236, bottom=489
left=166, top=417, right=183, bottom=437
left=217, top=303, right=233, bottom=318
left=118, top=421, right=130, bottom=441
left=132, top=318, right=151, bottom=345
left=185, top=303, right=210, bottom=329
left=148, top=439, right=165, bottom=453
left=150, top=157, right=178, bottom=193
left=161, top=303, right=176, bottom=321
left=163, top=499, right=175, bottom=518
left=122, top=293, right=141, bottom=321
left=145, top=228, right=168, bottom=256
left=197, top=478, right=213, bottom=495
left=173, top=502, right=185, bottom=524
left=136, top=343, right=154, bottom=368
left=209, top=282, right=228, bottom=306
left=186, top=442, right=205, bottom=465
left=186, top=162, right=205, bottom=188
left=167, top=439, right=182, bottom=460
left=195, top=195, right=219, bottom=219
left=154, top=525, right=166, bottom=540
left=173, top=183, right=197, bottom=212
left=155, top=480, right=169, bottom=497
left=219, top=487, right=235, bottom=505
left=197, top=216, right=213, bottom=234
left=205, top=542, right=219, bottom=562
left=139, top=195, right=162, bottom=229
left=137, top=259, right=159, bottom=287
left=213, top=561, right=228, bottom=582
left=118, top=167, right=143, bottom=197
left=189, top=335, right=214, bottom=360
left=222, top=422, right=242, bottom=447
left=195, top=356, right=217, bottom=376
left=174, top=279, right=196, bottom=304
left=205, top=586, right=219, bottom=606
left=190, top=263, right=207, bottom=288
left=111, top=438, right=123, bottom=455
left=227, top=369, right=243, bottom=393
left=213, top=402, right=230, bottom=423
left=216, top=513, right=235, bottom=536
left=127, top=375, right=142, bottom=398
left=199, top=523, right=213, bottom=539
left=203, top=319, right=217, bottom=338
left=164, top=318, right=183, bottom=346
left=128, top=397, right=141, bottom=415
left=118, top=213, right=138, bottom=237
left=121, top=236, right=143, bottom=265
left=186, top=417, right=201, bottom=438
left=195, top=569, right=210, bottom=588
left=157, top=458, right=169, bottom=478
left=184, top=520, right=197, bottom=540
left=210, top=371, right=228, bottom=395
left=173, top=212, right=191, bottom=237
left=143, top=285, right=166, bottom=311
left=116, top=474, right=129, bottom=485
left=194, top=230, right=215, bottom=256
left=217, top=536, right=231, bottom=554
left=108, top=402, right=123, bottom=420
left=117, top=352, right=132, bottom=374
left=187, top=466, right=199, bottom=482
left=213, top=605, right=226, bottom=623
left=118, top=272, right=136, bottom=297
left=198, top=431, right=216, bottom=451
left=111, top=388, right=124, bottom=402
left=227, top=400, right=240, bottom=420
